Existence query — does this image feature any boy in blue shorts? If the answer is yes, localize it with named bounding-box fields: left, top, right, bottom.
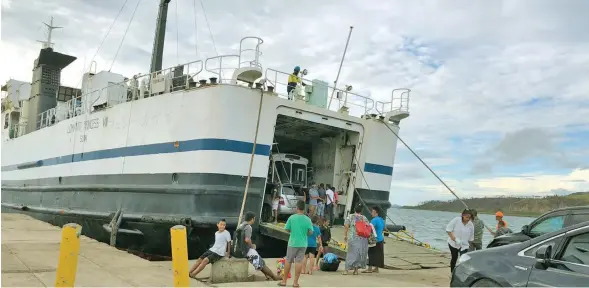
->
left=302, top=215, right=323, bottom=275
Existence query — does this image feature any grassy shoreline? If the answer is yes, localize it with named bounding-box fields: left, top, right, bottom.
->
left=399, top=192, right=589, bottom=218
left=400, top=207, right=542, bottom=218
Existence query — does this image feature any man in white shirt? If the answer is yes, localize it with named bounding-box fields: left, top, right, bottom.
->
left=325, top=185, right=335, bottom=227
left=189, top=219, right=232, bottom=278
left=445, top=209, right=474, bottom=272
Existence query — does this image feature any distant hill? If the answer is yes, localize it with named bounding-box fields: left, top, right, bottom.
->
left=403, top=192, right=589, bottom=217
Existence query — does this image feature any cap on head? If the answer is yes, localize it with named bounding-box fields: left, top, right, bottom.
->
left=495, top=211, right=504, bottom=217
left=294, top=66, right=300, bottom=72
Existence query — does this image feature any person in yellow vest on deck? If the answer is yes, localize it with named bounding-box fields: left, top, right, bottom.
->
left=287, top=66, right=306, bottom=100
left=495, top=211, right=508, bottom=230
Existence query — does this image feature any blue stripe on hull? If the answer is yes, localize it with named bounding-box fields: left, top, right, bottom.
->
left=364, top=163, right=393, bottom=176
left=2, top=138, right=271, bottom=172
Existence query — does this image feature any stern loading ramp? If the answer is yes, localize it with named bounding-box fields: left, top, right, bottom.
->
left=256, top=107, right=449, bottom=269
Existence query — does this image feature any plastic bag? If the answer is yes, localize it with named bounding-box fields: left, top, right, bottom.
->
left=276, top=258, right=291, bottom=279
left=323, top=253, right=338, bottom=264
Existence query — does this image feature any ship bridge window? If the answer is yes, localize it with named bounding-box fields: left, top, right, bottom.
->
left=274, top=160, right=291, bottom=183
left=293, top=163, right=306, bottom=185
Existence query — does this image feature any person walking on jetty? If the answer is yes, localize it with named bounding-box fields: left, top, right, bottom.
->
left=278, top=200, right=314, bottom=287
left=302, top=215, right=323, bottom=275
left=272, top=189, right=280, bottom=223
left=236, top=211, right=281, bottom=280
left=317, top=183, right=326, bottom=218
left=470, top=209, right=494, bottom=251
left=495, top=211, right=508, bottom=230
left=315, top=217, right=332, bottom=268
left=325, top=185, right=336, bottom=227
left=308, top=184, right=320, bottom=217
left=189, top=219, right=231, bottom=278
left=343, top=205, right=371, bottom=275
left=364, top=206, right=385, bottom=273
left=446, top=209, right=475, bottom=272
left=495, top=220, right=513, bottom=237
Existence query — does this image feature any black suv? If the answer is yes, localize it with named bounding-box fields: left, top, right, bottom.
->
left=488, top=206, right=589, bottom=248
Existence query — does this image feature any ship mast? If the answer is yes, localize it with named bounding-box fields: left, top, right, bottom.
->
left=37, top=16, right=63, bottom=49
left=150, top=0, right=171, bottom=73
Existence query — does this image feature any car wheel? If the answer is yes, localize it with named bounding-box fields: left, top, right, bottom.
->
left=261, top=204, right=272, bottom=222
left=472, top=279, right=501, bottom=287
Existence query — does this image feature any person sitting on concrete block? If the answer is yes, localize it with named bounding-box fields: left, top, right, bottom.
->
left=189, top=219, right=232, bottom=278
left=237, top=211, right=281, bottom=280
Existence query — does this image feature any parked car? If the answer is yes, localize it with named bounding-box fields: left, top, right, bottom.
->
left=261, top=183, right=304, bottom=222
left=488, top=206, right=589, bottom=248
left=451, top=221, right=589, bottom=287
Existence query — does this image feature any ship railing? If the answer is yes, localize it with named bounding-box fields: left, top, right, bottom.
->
left=204, top=55, right=240, bottom=84
left=33, top=60, right=206, bottom=131
left=264, top=68, right=375, bottom=117
left=37, top=102, right=72, bottom=129
left=238, top=36, right=263, bottom=70
left=375, top=88, right=411, bottom=115
left=147, top=60, right=205, bottom=94
left=8, top=122, right=27, bottom=139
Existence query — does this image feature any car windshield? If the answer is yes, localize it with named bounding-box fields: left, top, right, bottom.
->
left=282, top=186, right=296, bottom=196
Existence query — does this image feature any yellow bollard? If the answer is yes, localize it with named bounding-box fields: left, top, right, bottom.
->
left=55, top=223, right=82, bottom=287
left=170, top=225, right=189, bottom=287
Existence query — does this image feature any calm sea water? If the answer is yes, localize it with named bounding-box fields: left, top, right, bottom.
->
left=386, top=208, right=537, bottom=251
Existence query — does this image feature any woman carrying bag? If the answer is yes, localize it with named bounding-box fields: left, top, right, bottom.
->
left=364, top=206, right=385, bottom=273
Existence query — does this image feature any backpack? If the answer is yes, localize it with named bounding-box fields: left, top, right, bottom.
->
left=232, top=224, right=250, bottom=258
left=352, top=215, right=371, bottom=238
left=320, top=253, right=340, bottom=272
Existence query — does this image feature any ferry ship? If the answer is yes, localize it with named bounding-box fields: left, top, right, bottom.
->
left=1, top=1, right=410, bottom=257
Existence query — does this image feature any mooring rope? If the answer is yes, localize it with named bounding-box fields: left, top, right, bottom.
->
left=237, top=88, right=265, bottom=225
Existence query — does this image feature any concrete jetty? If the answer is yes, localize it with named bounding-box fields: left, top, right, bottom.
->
left=1, top=213, right=206, bottom=287
left=260, top=222, right=451, bottom=270
left=2, top=213, right=451, bottom=287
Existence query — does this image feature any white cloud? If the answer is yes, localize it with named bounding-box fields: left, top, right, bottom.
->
left=2, top=0, right=588, bottom=205
left=475, top=169, right=589, bottom=194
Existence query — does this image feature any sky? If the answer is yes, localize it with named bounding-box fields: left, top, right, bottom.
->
left=1, top=0, right=588, bottom=206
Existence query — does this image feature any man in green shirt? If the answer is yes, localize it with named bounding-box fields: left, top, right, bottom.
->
left=279, top=200, right=313, bottom=287
left=470, top=209, right=494, bottom=251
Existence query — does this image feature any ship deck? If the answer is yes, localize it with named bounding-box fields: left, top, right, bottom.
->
left=259, top=221, right=451, bottom=270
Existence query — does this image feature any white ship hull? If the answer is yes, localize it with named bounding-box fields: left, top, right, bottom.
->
left=2, top=83, right=401, bottom=256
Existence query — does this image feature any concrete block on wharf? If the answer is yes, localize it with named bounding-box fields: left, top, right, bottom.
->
left=210, top=257, right=251, bottom=284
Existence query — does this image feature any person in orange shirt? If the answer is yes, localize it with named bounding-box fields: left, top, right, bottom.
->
left=495, top=211, right=508, bottom=230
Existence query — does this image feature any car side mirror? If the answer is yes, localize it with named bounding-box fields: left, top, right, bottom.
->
left=534, top=244, right=552, bottom=269
left=521, top=224, right=529, bottom=235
